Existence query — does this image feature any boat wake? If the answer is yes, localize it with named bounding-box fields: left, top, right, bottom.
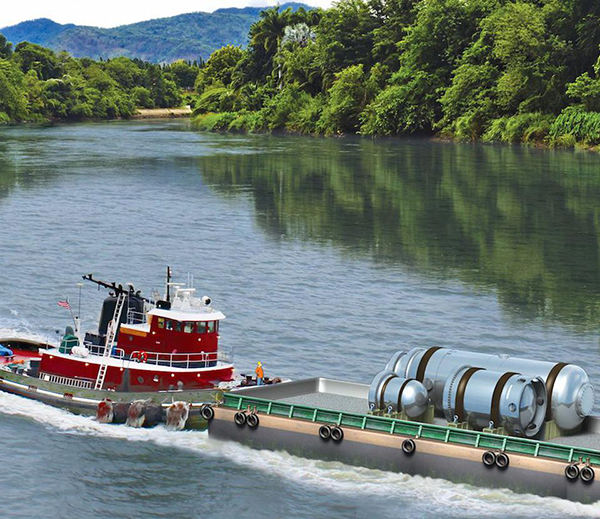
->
left=0, top=391, right=598, bottom=518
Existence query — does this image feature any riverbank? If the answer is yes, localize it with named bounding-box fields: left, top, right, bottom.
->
left=132, top=107, right=192, bottom=119
left=192, top=111, right=600, bottom=153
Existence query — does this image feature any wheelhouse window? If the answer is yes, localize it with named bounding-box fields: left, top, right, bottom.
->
left=157, top=318, right=164, bottom=329
left=184, top=322, right=194, bottom=334
left=208, top=321, right=216, bottom=333
left=175, top=321, right=182, bottom=332
left=165, top=320, right=173, bottom=330
left=196, top=322, right=207, bottom=334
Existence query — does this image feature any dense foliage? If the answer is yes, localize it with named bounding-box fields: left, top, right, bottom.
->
left=0, top=39, right=195, bottom=122
left=192, top=0, right=600, bottom=148
left=0, top=5, right=307, bottom=63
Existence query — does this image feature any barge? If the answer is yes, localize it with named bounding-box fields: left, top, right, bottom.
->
left=208, top=349, right=600, bottom=504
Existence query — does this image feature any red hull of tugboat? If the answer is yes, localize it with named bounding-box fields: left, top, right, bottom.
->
left=40, top=353, right=234, bottom=391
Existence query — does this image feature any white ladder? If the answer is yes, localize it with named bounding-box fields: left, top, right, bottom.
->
left=94, top=292, right=127, bottom=390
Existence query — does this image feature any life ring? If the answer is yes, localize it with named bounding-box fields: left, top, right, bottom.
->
left=247, top=413, right=260, bottom=428
left=139, top=351, right=148, bottom=363
left=318, top=425, right=332, bottom=440
left=495, top=452, right=510, bottom=469
left=331, top=426, right=344, bottom=442
left=565, top=464, right=580, bottom=481
left=482, top=451, right=496, bottom=467
left=200, top=405, right=214, bottom=421
left=234, top=411, right=247, bottom=426
left=402, top=438, right=416, bottom=455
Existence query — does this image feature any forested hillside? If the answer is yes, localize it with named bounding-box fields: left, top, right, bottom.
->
left=0, top=36, right=199, bottom=122
left=0, top=5, right=307, bottom=63
left=192, top=0, right=600, bottom=148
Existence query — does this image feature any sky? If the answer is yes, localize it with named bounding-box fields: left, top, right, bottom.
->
left=0, top=1, right=333, bottom=29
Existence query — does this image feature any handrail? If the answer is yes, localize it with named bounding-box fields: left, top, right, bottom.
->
left=128, top=348, right=233, bottom=367
left=126, top=310, right=147, bottom=325
left=84, top=343, right=126, bottom=359
left=221, top=393, right=600, bottom=466
left=80, top=342, right=234, bottom=367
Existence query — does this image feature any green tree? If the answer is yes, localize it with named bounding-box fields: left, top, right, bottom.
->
left=195, top=45, right=245, bottom=93
left=14, top=42, right=61, bottom=80
left=0, top=59, right=28, bottom=121
left=319, top=64, right=369, bottom=134
left=0, top=34, right=12, bottom=59
left=168, top=60, right=199, bottom=89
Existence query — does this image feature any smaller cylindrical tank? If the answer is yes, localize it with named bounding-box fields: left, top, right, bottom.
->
left=368, top=370, right=429, bottom=418
left=442, top=365, right=547, bottom=437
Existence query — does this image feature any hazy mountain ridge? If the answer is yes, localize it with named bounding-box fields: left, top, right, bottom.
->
left=0, top=4, right=309, bottom=62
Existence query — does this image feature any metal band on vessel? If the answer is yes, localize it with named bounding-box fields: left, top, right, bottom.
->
left=396, top=378, right=412, bottom=411
left=379, top=375, right=395, bottom=409
left=416, top=347, right=442, bottom=382
left=490, top=372, right=518, bottom=428
left=545, top=362, right=568, bottom=422
left=455, top=367, right=484, bottom=422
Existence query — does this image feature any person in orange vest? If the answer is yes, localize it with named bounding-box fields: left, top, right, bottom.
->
left=255, top=361, right=264, bottom=386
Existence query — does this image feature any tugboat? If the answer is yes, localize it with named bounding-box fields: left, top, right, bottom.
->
left=0, top=268, right=239, bottom=428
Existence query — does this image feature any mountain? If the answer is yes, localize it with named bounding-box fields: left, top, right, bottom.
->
left=0, top=4, right=309, bottom=63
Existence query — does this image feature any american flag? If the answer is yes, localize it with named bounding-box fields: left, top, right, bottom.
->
left=57, top=300, right=70, bottom=309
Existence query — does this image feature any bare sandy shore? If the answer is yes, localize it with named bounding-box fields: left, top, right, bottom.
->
left=132, top=106, right=192, bottom=119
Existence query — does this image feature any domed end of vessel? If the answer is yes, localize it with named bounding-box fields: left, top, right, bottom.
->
left=577, top=383, right=595, bottom=418
left=401, top=380, right=429, bottom=418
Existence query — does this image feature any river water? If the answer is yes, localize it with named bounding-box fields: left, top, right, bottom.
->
left=0, top=120, right=599, bottom=518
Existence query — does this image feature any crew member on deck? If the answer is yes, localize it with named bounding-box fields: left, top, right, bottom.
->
left=255, top=361, right=264, bottom=386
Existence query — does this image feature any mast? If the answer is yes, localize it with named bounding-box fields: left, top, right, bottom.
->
left=166, top=266, right=172, bottom=303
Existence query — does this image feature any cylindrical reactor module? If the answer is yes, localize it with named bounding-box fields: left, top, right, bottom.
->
left=368, top=370, right=428, bottom=418
left=386, top=347, right=595, bottom=431
left=442, top=366, right=547, bottom=437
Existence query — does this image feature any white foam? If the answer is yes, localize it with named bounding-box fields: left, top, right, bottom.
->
left=0, top=391, right=598, bottom=517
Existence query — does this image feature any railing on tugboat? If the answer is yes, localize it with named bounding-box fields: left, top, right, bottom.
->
left=126, top=310, right=147, bottom=325
left=80, top=341, right=233, bottom=369
left=40, top=372, right=94, bottom=389
left=128, top=349, right=233, bottom=368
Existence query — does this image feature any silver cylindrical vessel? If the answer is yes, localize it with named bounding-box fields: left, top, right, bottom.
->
left=442, top=366, right=547, bottom=437
left=390, top=347, right=595, bottom=431
left=369, top=370, right=428, bottom=418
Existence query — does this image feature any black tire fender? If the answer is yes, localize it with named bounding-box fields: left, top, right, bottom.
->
left=581, top=466, right=595, bottom=483
left=331, top=426, right=344, bottom=442
left=482, top=451, right=496, bottom=467
left=319, top=425, right=332, bottom=440
left=495, top=452, right=509, bottom=470
left=200, top=405, right=214, bottom=421
left=565, top=464, right=580, bottom=481
left=234, top=411, right=247, bottom=426
left=246, top=413, right=259, bottom=428
left=402, top=438, right=416, bottom=455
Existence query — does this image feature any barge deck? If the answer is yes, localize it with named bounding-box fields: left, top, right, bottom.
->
left=210, top=378, right=600, bottom=503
